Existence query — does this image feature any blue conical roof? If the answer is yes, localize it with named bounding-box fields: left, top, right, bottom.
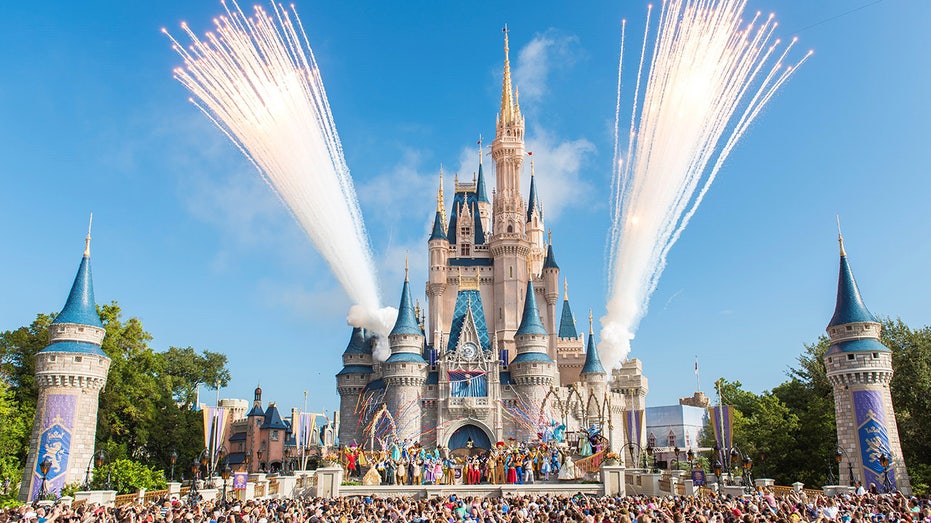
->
left=581, top=330, right=606, bottom=375
left=390, top=278, right=422, bottom=336
left=343, top=327, right=368, bottom=355
left=526, top=174, right=540, bottom=222
left=476, top=163, right=490, bottom=203
left=261, top=404, right=289, bottom=429
left=543, top=244, right=559, bottom=269
left=53, top=254, right=103, bottom=328
left=429, top=211, right=447, bottom=241
left=516, top=281, right=548, bottom=336
left=558, top=298, right=578, bottom=338
left=828, top=253, right=878, bottom=328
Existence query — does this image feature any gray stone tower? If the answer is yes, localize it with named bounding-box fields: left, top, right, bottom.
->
left=382, top=271, right=428, bottom=442
left=824, top=233, right=911, bottom=494
left=21, top=227, right=111, bottom=501
left=336, top=327, right=373, bottom=446
left=510, top=281, right=555, bottom=413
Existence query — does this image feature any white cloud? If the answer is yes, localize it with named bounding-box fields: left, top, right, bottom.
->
left=513, top=31, right=581, bottom=105
left=510, top=31, right=595, bottom=221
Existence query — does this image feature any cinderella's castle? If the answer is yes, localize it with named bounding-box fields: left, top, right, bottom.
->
left=336, top=31, right=649, bottom=454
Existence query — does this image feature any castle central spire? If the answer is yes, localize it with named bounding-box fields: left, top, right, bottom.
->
left=500, top=25, right=515, bottom=125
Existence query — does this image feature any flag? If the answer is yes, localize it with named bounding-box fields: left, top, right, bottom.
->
left=694, top=356, right=699, bottom=376
left=202, top=406, right=228, bottom=452
left=708, top=405, right=734, bottom=464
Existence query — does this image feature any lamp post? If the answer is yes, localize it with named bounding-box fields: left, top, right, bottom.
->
left=672, top=446, right=680, bottom=471
left=646, top=445, right=656, bottom=473
left=198, top=448, right=210, bottom=485
left=257, top=450, right=264, bottom=473
left=879, top=454, right=892, bottom=493
left=39, top=457, right=52, bottom=500
left=220, top=463, right=231, bottom=507
left=686, top=449, right=694, bottom=470
left=284, top=447, right=292, bottom=475
left=188, top=459, right=201, bottom=506
left=759, top=450, right=767, bottom=479
left=742, top=455, right=753, bottom=494
left=835, top=447, right=855, bottom=487
left=170, top=450, right=178, bottom=482
left=729, top=447, right=740, bottom=479
left=712, top=443, right=725, bottom=485
left=95, top=450, right=111, bottom=490
left=627, top=442, right=644, bottom=470
left=83, top=456, right=93, bottom=491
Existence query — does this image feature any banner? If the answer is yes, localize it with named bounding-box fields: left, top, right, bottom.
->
left=708, top=405, right=734, bottom=465
left=31, top=394, right=76, bottom=501
left=202, top=406, right=229, bottom=453
left=233, top=472, right=248, bottom=490
left=448, top=371, right=488, bottom=397
left=623, top=409, right=644, bottom=463
left=296, top=412, right=318, bottom=448
left=853, top=390, right=896, bottom=491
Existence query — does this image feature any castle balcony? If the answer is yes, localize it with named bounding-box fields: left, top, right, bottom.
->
left=446, top=396, right=491, bottom=416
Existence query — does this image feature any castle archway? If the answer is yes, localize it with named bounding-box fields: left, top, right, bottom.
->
left=446, top=422, right=493, bottom=451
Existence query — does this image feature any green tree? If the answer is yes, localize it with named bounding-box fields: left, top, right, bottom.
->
left=0, top=381, right=31, bottom=507
left=0, top=303, right=231, bottom=490
left=702, top=379, right=800, bottom=485
left=90, top=459, right=167, bottom=494
left=781, top=318, right=931, bottom=493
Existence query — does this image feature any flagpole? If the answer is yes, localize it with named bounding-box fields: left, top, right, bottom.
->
left=301, top=390, right=308, bottom=471
left=212, top=379, right=220, bottom=479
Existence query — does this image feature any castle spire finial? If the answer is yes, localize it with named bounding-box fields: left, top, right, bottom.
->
left=84, top=212, right=93, bottom=257
left=478, top=134, right=483, bottom=165
left=500, top=24, right=515, bottom=125
left=589, top=309, right=594, bottom=335
left=836, top=214, right=846, bottom=257
left=563, top=278, right=568, bottom=301
left=405, top=252, right=409, bottom=281
left=547, top=229, right=552, bottom=246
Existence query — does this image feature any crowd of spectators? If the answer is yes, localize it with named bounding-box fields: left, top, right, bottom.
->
left=1, top=489, right=927, bottom=523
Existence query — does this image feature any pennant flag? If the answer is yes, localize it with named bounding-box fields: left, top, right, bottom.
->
left=708, top=405, right=734, bottom=465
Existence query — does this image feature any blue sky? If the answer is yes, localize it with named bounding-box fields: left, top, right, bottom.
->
left=2, top=0, right=929, bottom=415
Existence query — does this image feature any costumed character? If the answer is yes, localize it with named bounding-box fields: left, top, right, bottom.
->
left=385, top=459, right=396, bottom=485
left=558, top=454, right=577, bottom=480
left=541, top=452, right=551, bottom=481
left=522, top=456, right=534, bottom=484
left=578, top=430, right=593, bottom=457
left=362, top=464, right=381, bottom=486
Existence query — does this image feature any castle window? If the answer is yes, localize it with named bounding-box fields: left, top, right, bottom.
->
left=667, top=431, right=676, bottom=447
left=461, top=244, right=470, bottom=256
left=872, top=353, right=880, bottom=359
left=509, top=267, right=513, bottom=278
left=271, top=430, right=279, bottom=441
left=828, top=357, right=833, bottom=363
left=48, top=355, right=56, bottom=362
left=846, top=325, right=853, bottom=331
left=74, top=356, right=82, bottom=363
left=507, top=225, right=513, bottom=233
left=78, top=327, right=84, bottom=332
left=847, top=354, right=855, bottom=360
left=647, top=433, right=656, bottom=448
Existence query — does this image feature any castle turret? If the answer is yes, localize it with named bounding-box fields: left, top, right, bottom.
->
left=427, top=174, right=450, bottom=347
left=21, top=223, right=111, bottom=501
left=336, top=327, right=374, bottom=446
left=383, top=269, right=428, bottom=442
left=526, top=163, right=546, bottom=274
left=541, top=234, right=560, bottom=359
left=475, top=150, right=492, bottom=233
left=490, top=27, right=531, bottom=353
left=510, top=281, right=554, bottom=417
left=580, top=311, right=607, bottom=399
left=824, top=232, right=911, bottom=493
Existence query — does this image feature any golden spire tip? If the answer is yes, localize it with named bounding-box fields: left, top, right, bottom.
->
left=563, top=279, right=568, bottom=301
left=405, top=252, right=409, bottom=281
left=836, top=215, right=846, bottom=257
left=589, top=309, right=594, bottom=335
left=84, top=212, right=93, bottom=257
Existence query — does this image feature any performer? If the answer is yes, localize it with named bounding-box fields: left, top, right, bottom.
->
left=558, top=454, right=577, bottom=480
left=506, top=453, right=518, bottom=484
left=522, top=456, right=534, bottom=484
left=578, top=430, right=593, bottom=457
left=541, top=451, right=551, bottom=481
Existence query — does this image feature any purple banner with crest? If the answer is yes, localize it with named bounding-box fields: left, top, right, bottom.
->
left=854, top=390, right=896, bottom=491
left=31, top=394, right=77, bottom=501
left=709, top=406, right=734, bottom=466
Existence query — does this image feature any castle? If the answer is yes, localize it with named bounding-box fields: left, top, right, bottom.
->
left=336, top=30, right=649, bottom=455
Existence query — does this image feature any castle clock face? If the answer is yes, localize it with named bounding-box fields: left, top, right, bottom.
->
left=460, top=342, right=478, bottom=361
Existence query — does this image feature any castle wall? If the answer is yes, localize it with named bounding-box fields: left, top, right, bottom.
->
left=20, top=351, right=109, bottom=501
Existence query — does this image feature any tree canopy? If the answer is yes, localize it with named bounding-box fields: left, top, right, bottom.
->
left=0, top=302, right=230, bottom=494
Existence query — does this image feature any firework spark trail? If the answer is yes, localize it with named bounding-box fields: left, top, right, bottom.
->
left=601, top=0, right=811, bottom=369
left=165, top=1, right=396, bottom=341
